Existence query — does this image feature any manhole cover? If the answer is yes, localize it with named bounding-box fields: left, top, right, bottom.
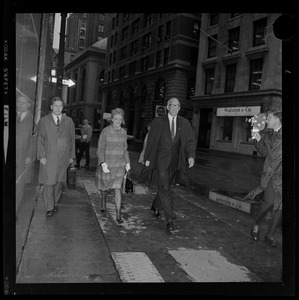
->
left=111, top=252, right=164, bottom=282
left=169, top=250, right=262, bottom=282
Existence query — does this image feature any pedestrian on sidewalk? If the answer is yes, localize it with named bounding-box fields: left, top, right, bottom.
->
left=144, top=98, right=196, bottom=231
left=95, top=108, right=130, bottom=224
left=249, top=110, right=282, bottom=247
left=137, top=123, right=156, bottom=187
left=75, top=118, right=93, bottom=170
left=37, top=96, right=76, bottom=217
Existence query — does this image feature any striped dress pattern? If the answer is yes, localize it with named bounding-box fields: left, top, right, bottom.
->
left=95, top=125, right=129, bottom=191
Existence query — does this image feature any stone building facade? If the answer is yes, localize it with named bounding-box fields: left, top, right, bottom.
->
left=101, top=13, right=201, bottom=140
left=192, top=13, right=282, bottom=155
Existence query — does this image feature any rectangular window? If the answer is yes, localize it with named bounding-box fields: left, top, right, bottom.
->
left=141, top=56, right=149, bottom=72
left=98, top=24, right=104, bottom=33
left=253, top=17, right=267, bottom=47
left=156, top=51, right=161, bottom=67
left=120, top=46, right=127, bottom=60
left=132, top=18, right=140, bottom=34
left=110, top=35, right=114, bottom=47
left=113, top=51, right=116, bottom=63
left=111, top=69, right=114, bottom=81
left=129, top=61, right=136, bottom=75
left=225, top=64, right=237, bottom=92
left=79, top=38, right=84, bottom=49
left=109, top=53, right=112, bottom=65
left=165, top=21, right=171, bottom=40
left=122, top=26, right=129, bottom=41
left=119, top=66, right=126, bottom=79
left=210, top=13, right=219, bottom=26
left=204, top=68, right=215, bottom=94
left=249, top=58, right=263, bottom=90
left=228, top=27, right=240, bottom=53
left=163, top=47, right=169, bottom=65
left=220, top=117, right=233, bottom=141
left=114, top=32, right=118, bottom=45
left=80, top=29, right=85, bottom=38
left=207, top=34, right=217, bottom=58
left=144, top=13, right=153, bottom=28
left=131, top=40, right=138, bottom=55
left=192, top=22, right=200, bottom=39
left=157, top=25, right=163, bottom=42
left=143, top=33, right=152, bottom=50
left=186, top=78, right=195, bottom=100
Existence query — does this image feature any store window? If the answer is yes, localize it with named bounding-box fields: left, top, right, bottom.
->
left=241, top=117, right=253, bottom=143
left=219, top=117, right=233, bottom=141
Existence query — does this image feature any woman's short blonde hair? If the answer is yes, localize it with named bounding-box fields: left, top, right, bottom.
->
left=111, top=108, right=125, bottom=124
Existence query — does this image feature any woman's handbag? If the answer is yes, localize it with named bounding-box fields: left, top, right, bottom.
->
left=123, top=171, right=133, bottom=193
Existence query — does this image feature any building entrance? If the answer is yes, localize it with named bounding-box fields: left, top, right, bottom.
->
left=197, top=108, right=212, bottom=148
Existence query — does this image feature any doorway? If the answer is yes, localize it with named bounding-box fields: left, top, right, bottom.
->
left=197, top=108, right=212, bottom=148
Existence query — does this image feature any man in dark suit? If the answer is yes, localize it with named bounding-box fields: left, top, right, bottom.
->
left=144, top=98, right=196, bottom=231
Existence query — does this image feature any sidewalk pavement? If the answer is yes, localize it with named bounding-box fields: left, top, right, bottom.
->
left=15, top=147, right=284, bottom=293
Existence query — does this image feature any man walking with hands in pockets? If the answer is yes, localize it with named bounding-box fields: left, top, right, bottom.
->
left=144, top=98, right=196, bottom=231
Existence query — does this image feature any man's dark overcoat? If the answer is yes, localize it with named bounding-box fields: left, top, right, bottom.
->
left=37, top=113, right=75, bottom=185
left=144, top=114, right=195, bottom=184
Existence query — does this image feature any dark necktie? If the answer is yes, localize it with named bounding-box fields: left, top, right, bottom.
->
left=57, top=116, right=60, bottom=127
left=171, top=117, right=175, bottom=140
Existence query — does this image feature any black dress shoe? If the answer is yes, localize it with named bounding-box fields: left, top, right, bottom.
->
left=100, top=208, right=106, bottom=213
left=265, top=235, right=277, bottom=247
left=250, top=225, right=259, bottom=241
left=53, top=206, right=59, bottom=213
left=166, top=222, right=174, bottom=231
left=153, top=208, right=161, bottom=217
left=116, top=218, right=124, bottom=224
left=46, top=210, right=54, bottom=217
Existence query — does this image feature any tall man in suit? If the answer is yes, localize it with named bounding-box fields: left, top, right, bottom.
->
left=37, top=96, right=76, bottom=217
left=144, top=98, right=196, bottom=231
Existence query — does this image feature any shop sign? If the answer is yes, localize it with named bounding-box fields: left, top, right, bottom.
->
left=216, top=106, right=261, bottom=116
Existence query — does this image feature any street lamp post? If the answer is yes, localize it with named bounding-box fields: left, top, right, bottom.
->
left=55, top=13, right=67, bottom=98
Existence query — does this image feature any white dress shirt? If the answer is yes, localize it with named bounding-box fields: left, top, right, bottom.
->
left=168, top=114, right=177, bottom=137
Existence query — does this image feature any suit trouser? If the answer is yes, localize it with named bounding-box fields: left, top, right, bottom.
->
left=76, top=142, right=90, bottom=166
left=255, top=179, right=282, bottom=237
left=43, top=182, right=62, bottom=211
left=153, top=167, right=176, bottom=222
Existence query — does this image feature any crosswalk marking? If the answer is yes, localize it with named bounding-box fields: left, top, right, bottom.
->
left=111, top=252, right=164, bottom=282
left=169, top=249, right=262, bottom=282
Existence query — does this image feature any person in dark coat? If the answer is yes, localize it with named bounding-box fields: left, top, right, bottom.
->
left=144, top=98, right=196, bottom=231
left=37, top=97, right=76, bottom=217
left=75, top=118, right=93, bottom=170
left=249, top=110, right=282, bottom=247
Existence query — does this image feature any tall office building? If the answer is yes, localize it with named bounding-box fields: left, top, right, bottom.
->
left=65, top=13, right=111, bottom=64
left=101, top=13, right=201, bottom=139
left=192, top=13, right=282, bottom=155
